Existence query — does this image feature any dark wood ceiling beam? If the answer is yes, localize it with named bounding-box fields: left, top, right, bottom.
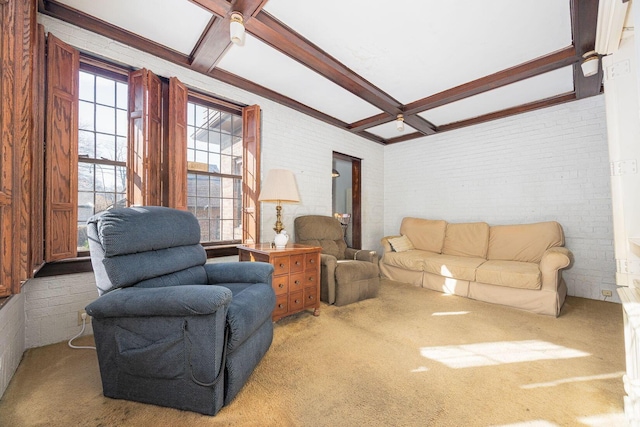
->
left=349, top=112, right=392, bottom=132
left=190, top=0, right=268, bottom=73
left=40, top=1, right=190, bottom=67
left=571, top=0, right=602, bottom=99
left=403, top=46, right=578, bottom=116
left=403, top=115, right=437, bottom=136
left=208, top=68, right=385, bottom=145
left=437, top=92, right=576, bottom=133
left=248, top=11, right=404, bottom=116
left=385, top=132, right=424, bottom=145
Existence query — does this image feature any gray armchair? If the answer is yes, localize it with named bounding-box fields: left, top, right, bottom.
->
left=85, top=206, right=275, bottom=415
left=294, top=215, right=380, bottom=306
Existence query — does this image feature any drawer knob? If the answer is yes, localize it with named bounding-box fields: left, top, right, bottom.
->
left=295, top=299, right=300, bottom=304
left=295, top=280, right=300, bottom=285
left=310, top=259, right=315, bottom=264
left=279, top=263, right=285, bottom=268
left=279, top=283, right=284, bottom=288
left=296, top=261, right=301, bottom=265
left=278, top=303, right=284, bottom=309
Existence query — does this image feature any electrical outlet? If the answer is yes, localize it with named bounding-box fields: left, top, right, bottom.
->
left=77, top=309, right=91, bottom=326
left=601, top=289, right=613, bottom=298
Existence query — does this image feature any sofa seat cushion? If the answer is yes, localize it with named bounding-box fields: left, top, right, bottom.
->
left=382, top=250, right=436, bottom=271
left=476, top=260, right=541, bottom=290
left=423, top=254, right=486, bottom=281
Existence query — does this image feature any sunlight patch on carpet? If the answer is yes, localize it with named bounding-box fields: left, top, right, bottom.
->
left=576, top=412, right=628, bottom=426
left=420, top=340, right=590, bottom=368
left=431, top=311, right=470, bottom=316
left=521, top=371, right=625, bottom=389
left=490, top=421, right=558, bottom=427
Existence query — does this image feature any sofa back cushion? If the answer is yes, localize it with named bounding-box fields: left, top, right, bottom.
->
left=400, top=218, right=447, bottom=253
left=487, top=221, right=565, bottom=263
left=442, top=222, right=490, bottom=258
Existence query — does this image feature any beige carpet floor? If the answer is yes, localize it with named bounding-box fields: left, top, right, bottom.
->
left=0, top=280, right=628, bottom=426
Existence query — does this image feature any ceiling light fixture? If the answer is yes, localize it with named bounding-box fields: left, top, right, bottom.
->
left=230, top=12, right=245, bottom=45
left=581, top=50, right=599, bottom=77
left=396, top=114, right=405, bottom=132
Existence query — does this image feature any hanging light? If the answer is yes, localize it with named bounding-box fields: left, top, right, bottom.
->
left=396, top=114, right=405, bottom=132
left=230, top=12, right=245, bottom=45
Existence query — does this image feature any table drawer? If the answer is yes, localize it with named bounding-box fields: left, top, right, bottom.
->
left=274, top=294, right=288, bottom=319
left=272, top=275, right=289, bottom=295
left=273, top=256, right=290, bottom=275
left=289, top=290, right=304, bottom=312
left=290, top=254, right=304, bottom=273
left=304, top=286, right=318, bottom=308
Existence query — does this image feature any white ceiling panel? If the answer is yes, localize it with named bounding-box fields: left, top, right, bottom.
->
left=419, top=66, right=576, bottom=126
left=57, top=0, right=212, bottom=55
left=217, top=34, right=383, bottom=124
left=264, top=0, right=573, bottom=104
left=367, top=121, right=418, bottom=140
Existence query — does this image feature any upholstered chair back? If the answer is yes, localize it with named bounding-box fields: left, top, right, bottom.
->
left=87, top=206, right=208, bottom=295
left=294, top=215, right=347, bottom=260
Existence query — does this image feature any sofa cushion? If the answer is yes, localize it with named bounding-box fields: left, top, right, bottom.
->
left=487, top=221, right=564, bottom=263
left=388, top=235, right=415, bottom=252
left=442, top=222, right=490, bottom=258
left=423, top=254, right=486, bottom=282
left=400, top=218, right=447, bottom=253
left=382, top=250, right=436, bottom=272
left=476, top=260, right=541, bottom=290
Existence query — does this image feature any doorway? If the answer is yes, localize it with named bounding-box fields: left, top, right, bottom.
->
left=332, top=152, right=361, bottom=249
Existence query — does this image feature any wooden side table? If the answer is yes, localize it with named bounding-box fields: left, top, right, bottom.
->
left=238, top=243, right=321, bottom=322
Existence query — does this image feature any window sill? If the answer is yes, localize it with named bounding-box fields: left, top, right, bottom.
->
left=34, top=245, right=241, bottom=277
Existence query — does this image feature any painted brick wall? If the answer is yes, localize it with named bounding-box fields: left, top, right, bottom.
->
left=0, top=294, right=25, bottom=399
left=384, top=95, right=616, bottom=300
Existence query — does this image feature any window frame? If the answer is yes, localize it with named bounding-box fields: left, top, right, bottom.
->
left=186, top=92, right=245, bottom=247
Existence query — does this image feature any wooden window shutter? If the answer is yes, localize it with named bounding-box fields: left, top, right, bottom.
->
left=165, top=77, right=188, bottom=210
left=44, top=34, right=79, bottom=262
left=128, top=68, right=162, bottom=206
left=242, top=105, right=261, bottom=244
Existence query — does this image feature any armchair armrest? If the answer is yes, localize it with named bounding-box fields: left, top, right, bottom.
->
left=345, top=248, right=378, bottom=263
left=204, top=262, right=274, bottom=285
left=320, top=254, right=338, bottom=304
left=86, top=285, right=232, bottom=319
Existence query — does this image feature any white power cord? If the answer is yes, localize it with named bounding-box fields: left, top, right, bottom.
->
left=68, top=312, right=96, bottom=350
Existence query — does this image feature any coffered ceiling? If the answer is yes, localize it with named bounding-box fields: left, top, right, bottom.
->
left=39, top=0, right=602, bottom=145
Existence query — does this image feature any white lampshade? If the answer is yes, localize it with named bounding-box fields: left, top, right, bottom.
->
left=258, top=169, right=300, bottom=203
left=230, top=12, right=245, bottom=45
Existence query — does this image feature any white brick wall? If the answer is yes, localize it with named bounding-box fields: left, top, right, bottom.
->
left=0, top=294, right=25, bottom=399
left=384, top=95, right=616, bottom=301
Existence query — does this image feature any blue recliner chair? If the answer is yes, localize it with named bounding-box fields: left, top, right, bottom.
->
left=85, top=206, right=275, bottom=415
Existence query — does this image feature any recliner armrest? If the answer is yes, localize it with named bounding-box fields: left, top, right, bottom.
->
left=86, top=285, right=232, bottom=319
left=345, top=248, right=378, bottom=263
left=205, top=262, right=274, bottom=285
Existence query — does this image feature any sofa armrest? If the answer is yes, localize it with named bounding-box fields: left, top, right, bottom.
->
left=204, top=262, right=274, bottom=285
left=321, top=254, right=338, bottom=304
left=345, top=248, right=378, bottom=263
left=380, top=235, right=401, bottom=253
left=86, top=285, right=232, bottom=319
left=539, top=247, right=573, bottom=291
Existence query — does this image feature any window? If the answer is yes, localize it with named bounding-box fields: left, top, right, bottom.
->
left=186, top=100, right=243, bottom=244
left=42, top=34, right=261, bottom=268
left=77, top=67, right=128, bottom=252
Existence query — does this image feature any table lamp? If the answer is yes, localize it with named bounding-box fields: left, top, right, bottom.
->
left=258, top=169, right=300, bottom=247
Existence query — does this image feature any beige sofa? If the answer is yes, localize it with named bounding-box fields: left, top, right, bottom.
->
left=380, top=218, right=573, bottom=316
